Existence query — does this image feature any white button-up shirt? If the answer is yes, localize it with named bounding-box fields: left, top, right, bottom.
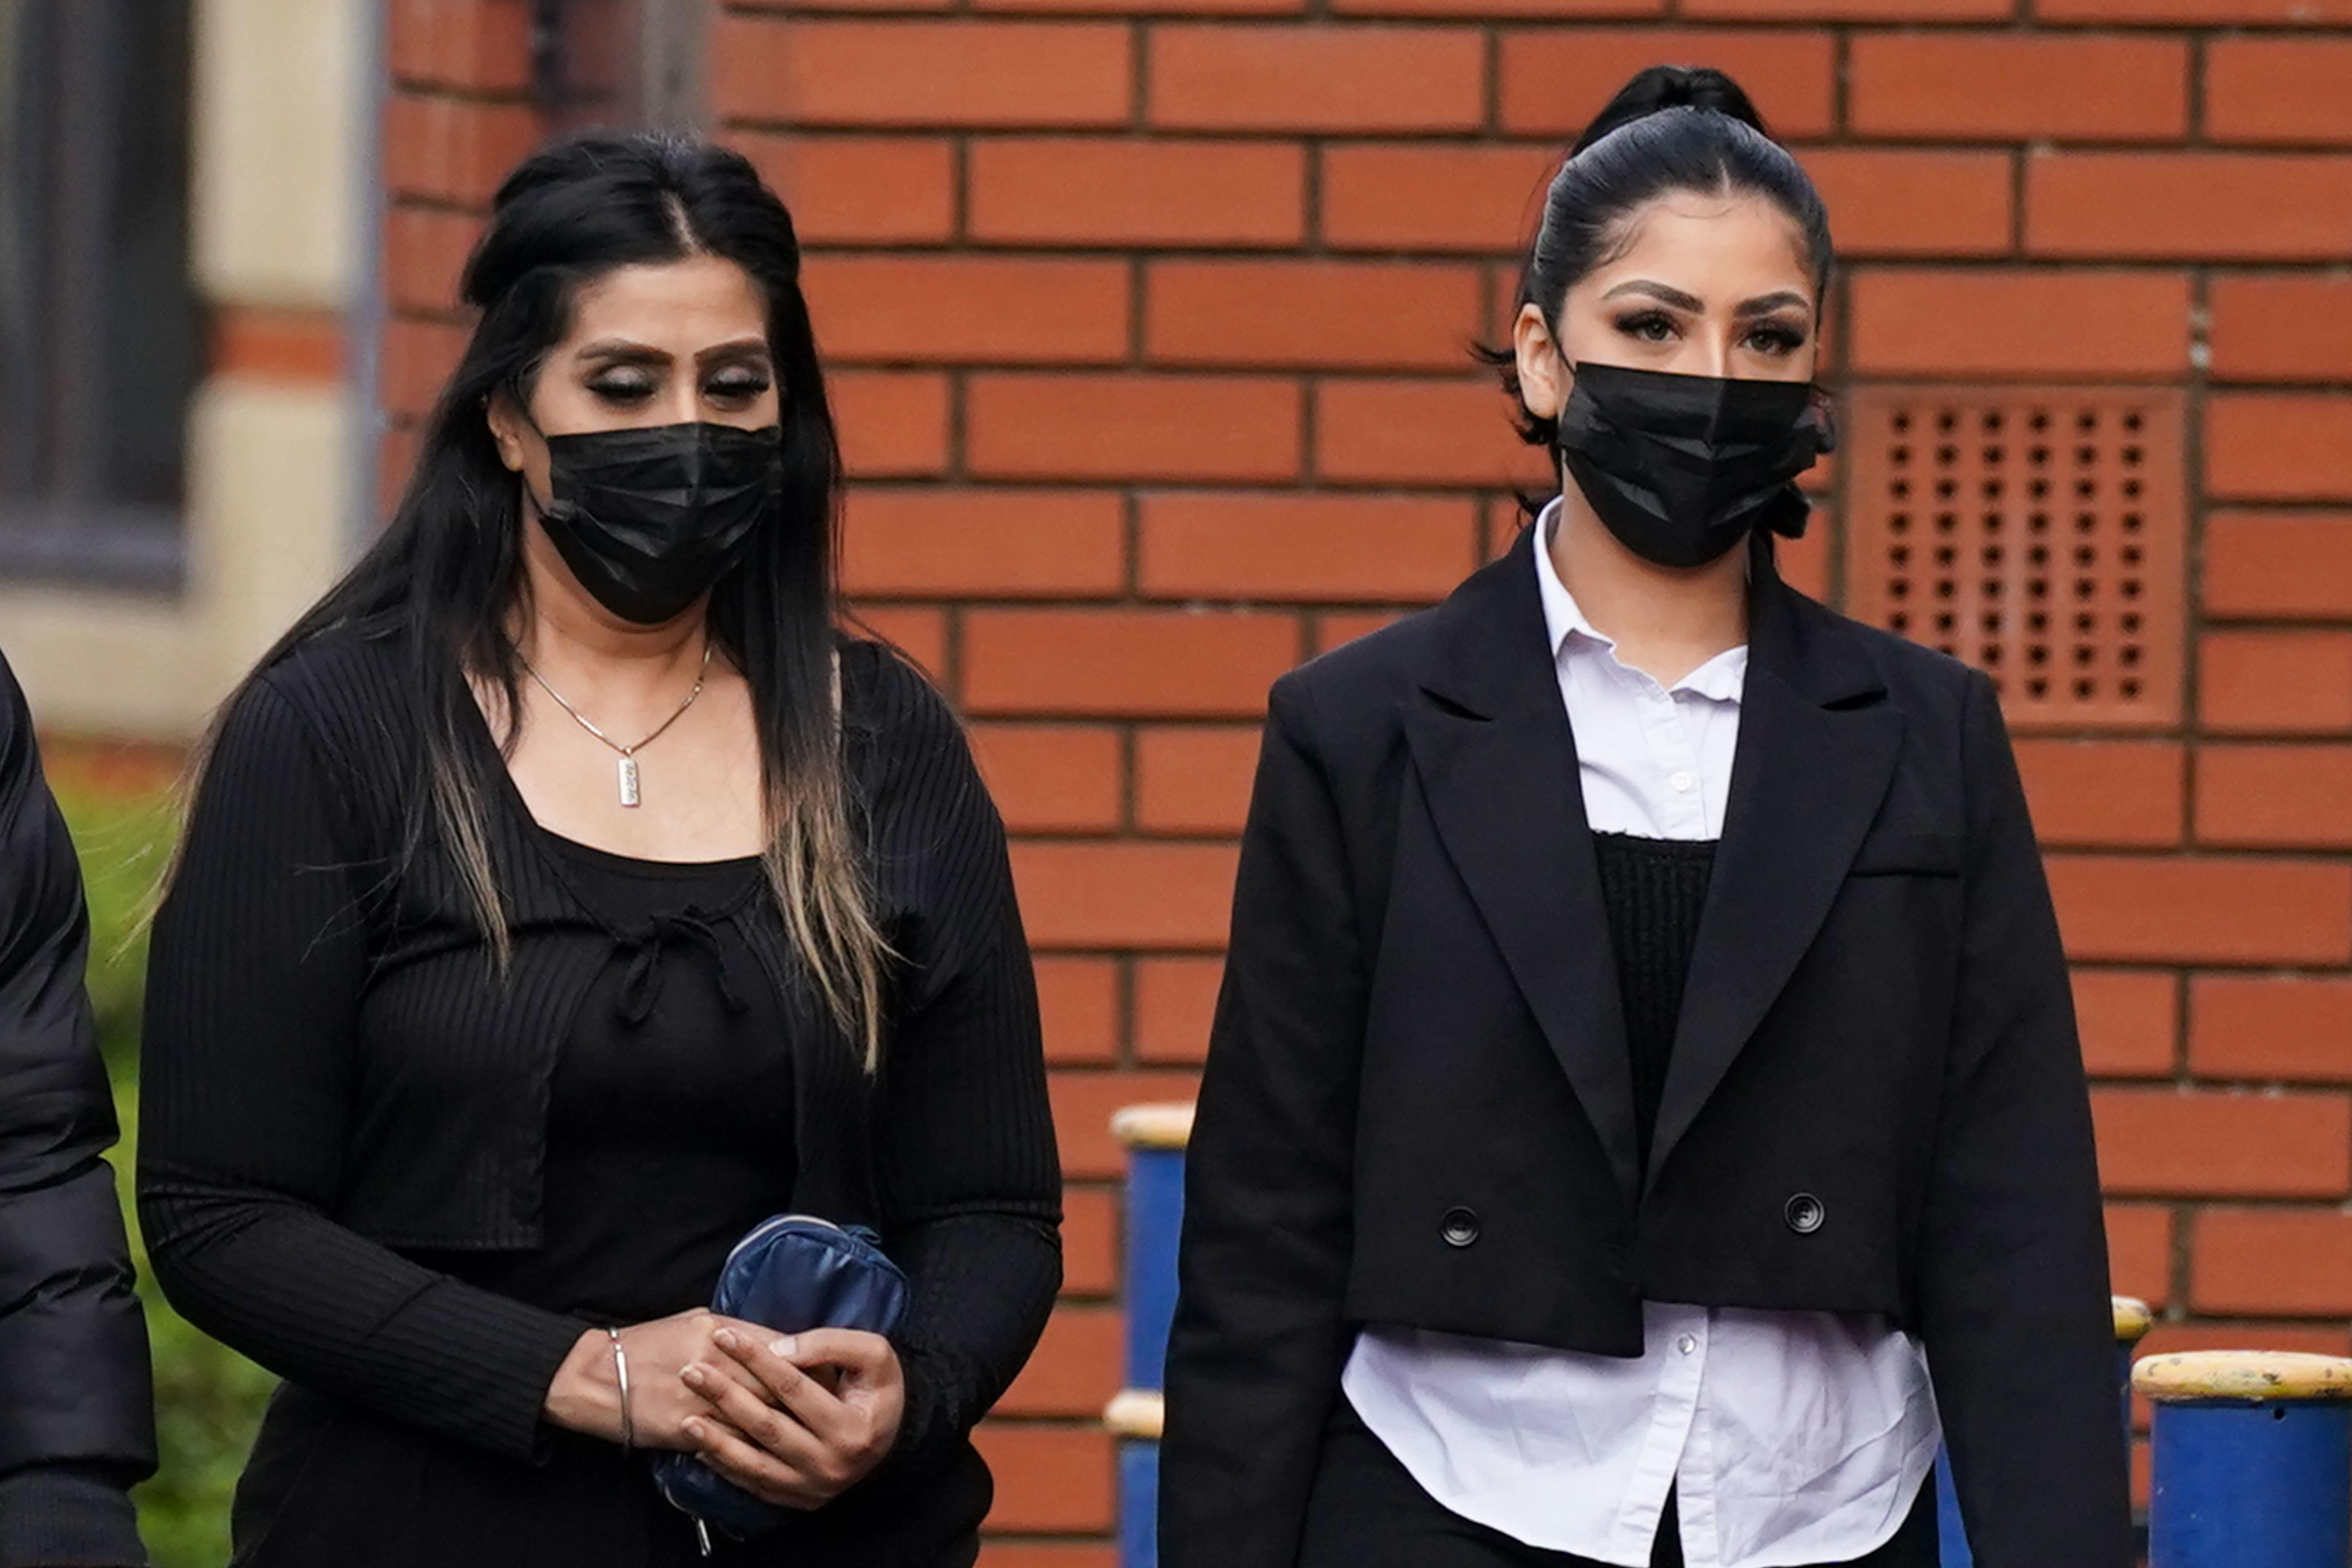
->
left=1338, top=502, right=1941, bottom=1568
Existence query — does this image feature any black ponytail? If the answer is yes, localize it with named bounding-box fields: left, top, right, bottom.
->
left=1483, top=65, right=1835, bottom=447
left=1569, top=63, right=1770, bottom=154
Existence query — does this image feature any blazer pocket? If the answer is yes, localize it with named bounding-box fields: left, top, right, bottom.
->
left=1849, top=830, right=1964, bottom=878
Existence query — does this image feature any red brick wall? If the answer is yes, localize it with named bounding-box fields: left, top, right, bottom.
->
left=383, top=0, right=2352, bottom=1551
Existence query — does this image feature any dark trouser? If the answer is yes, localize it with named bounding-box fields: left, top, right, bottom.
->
left=1297, top=1402, right=1939, bottom=1568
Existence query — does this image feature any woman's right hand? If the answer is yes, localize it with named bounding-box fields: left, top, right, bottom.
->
left=544, top=1308, right=776, bottom=1451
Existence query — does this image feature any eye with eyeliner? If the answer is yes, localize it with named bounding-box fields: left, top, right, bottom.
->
left=586, top=370, right=657, bottom=405
left=578, top=364, right=773, bottom=408
left=1743, top=321, right=1809, bottom=356
left=704, top=370, right=771, bottom=404
left=1613, top=309, right=1681, bottom=345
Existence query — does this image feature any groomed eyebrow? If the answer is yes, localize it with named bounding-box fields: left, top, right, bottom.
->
left=1733, top=290, right=1814, bottom=320
left=573, top=336, right=774, bottom=364
left=695, top=337, right=773, bottom=363
left=1601, top=279, right=1704, bottom=313
left=1599, top=281, right=1816, bottom=323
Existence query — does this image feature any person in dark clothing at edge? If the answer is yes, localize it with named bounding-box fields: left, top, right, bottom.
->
left=135, top=134, right=1060, bottom=1567
left=0, top=650, right=156, bottom=1567
left=1161, top=67, right=2129, bottom=1568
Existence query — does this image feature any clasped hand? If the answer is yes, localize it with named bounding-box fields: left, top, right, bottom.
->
left=546, top=1308, right=903, bottom=1509
left=679, top=1325, right=905, bottom=1508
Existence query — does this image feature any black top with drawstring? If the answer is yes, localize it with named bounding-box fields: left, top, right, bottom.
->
left=137, top=627, right=1062, bottom=1567
left=412, top=838, right=790, bottom=1326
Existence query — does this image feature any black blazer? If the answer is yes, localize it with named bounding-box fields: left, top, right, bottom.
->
left=0, top=651, right=154, bottom=1567
left=1162, top=531, right=2129, bottom=1568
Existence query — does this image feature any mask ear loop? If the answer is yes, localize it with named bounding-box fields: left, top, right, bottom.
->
left=1547, top=343, right=1581, bottom=533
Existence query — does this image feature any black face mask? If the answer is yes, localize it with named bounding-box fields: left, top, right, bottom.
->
left=530, top=421, right=782, bottom=625
left=1555, top=361, right=1834, bottom=570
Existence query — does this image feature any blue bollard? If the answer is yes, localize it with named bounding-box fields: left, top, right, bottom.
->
left=1112, top=1102, right=1193, bottom=1392
left=1107, top=1103, right=1194, bottom=1568
left=2135, top=1350, right=2352, bottom=1568
left=1107, top=1390, right=1165, bottom=1568
left=1936, top=1295, right=2152, bottom=1567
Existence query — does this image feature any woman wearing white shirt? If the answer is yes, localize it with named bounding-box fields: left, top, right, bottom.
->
left=1161, top=64, right=2129, bottom=1568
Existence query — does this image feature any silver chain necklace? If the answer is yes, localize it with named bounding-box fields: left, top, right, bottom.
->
left=517, top=642, right=713, bottom=808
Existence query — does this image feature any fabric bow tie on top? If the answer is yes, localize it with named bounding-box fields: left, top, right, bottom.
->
left=612, top=909, right=749, bottom=1026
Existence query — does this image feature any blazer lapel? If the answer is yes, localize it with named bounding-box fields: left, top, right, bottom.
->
left=1646, top=563, right=1904, bottom=1189
left=1403, top=532, right=1642, bottom=1201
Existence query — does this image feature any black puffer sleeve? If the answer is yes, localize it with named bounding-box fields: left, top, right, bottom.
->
left=0, top=650, right=154, bottom=1568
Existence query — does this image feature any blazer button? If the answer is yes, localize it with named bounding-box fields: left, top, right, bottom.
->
left=1785, top=1193, right=1826, bottom=1235
left=1441, top=1207, right=1481, bottom=1248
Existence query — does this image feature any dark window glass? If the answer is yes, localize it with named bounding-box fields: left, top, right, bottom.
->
left=0, top=0, right=198, bottom=587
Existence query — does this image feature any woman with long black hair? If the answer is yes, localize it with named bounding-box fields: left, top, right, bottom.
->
left=137, top=134, right=1060, bottom=1567
left=1162, top=67, right=2129, bottom=1568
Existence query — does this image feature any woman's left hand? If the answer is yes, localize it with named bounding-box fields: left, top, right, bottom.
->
left=679, top=1327, right=906, bottom=1508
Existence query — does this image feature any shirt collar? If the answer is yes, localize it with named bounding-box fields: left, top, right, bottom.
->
left=1532, top=497, right=1749, bottom=703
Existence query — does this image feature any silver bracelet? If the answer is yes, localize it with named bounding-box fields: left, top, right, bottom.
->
left=606, top=1327, right=635, bottom=1450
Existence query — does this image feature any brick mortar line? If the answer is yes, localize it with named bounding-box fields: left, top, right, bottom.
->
left=1114, top=944, right=1141, bottom=1067
left=383, top=79, right=537, bottom=105
left=1128, top=17, right=1149, bottom=127
left=2148, top=1192, right=2352, bottom=1211
left=1830, top=21, right=1851, bottom=137
left=1303, top=138, right=1328, bottom=253
left=1480, top=23, right=1503, bottom=138
left=949, top=133, right=973, bottom=243
left=2197, top=613, right=2352, bottom=631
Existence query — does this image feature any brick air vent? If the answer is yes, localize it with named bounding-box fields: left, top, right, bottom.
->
left=1843, top=387, right=2186, bottom=731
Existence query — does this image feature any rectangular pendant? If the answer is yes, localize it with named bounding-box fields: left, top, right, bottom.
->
left=617, top=755, right=641, bottom=808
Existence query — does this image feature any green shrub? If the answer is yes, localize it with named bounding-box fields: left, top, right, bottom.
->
left=55, top=783, right=274, bottom=1568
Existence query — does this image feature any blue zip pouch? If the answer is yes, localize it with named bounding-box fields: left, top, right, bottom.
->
left=651, top=1214, right=911, bottom=1546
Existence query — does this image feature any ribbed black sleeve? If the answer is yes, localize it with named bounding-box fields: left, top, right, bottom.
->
left=849, top=648, right=1062, bottom=1489
left=138, top=676, right=589, bottom=1463
left=0, top=650, right=154, bottom=1568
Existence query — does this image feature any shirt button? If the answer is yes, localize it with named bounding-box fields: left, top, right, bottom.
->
left=1670, top=771, right=1696, bottom=793
left=1441, top=1207, right=1481, bottom=1248
left=1786, top=1193, right=1827, bottom=1235
left=1676, top=1334, right=1698, bottom=1356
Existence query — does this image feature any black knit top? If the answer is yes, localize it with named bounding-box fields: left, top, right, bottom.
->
left=1590, top=833, right=1718, bottom=1177
left=408, top=837, right=792, bottom=1325
left=136, top=630, right=1061, bottom=1550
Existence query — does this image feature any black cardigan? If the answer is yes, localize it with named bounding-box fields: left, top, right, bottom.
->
left=0, top=650, right=155, bottom=1568
left=136, top=630, right=1060, bottom=1500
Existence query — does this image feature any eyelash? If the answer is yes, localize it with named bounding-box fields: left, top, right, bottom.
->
left=586, top=371, right=773, bottom=406
left=1608, top=312, right=1808, bottom=356
left=1614, top=310, right=1678, bottom=343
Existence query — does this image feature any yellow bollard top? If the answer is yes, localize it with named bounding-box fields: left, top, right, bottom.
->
left=2133, top=1350, right=2352, bottom=1404
left=1112, top=1102, right=1195, bottom=1151
left=1105, top=1388, right=1166, bottom=1441
left=2111, top=1296, right=2154, bottom=1346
